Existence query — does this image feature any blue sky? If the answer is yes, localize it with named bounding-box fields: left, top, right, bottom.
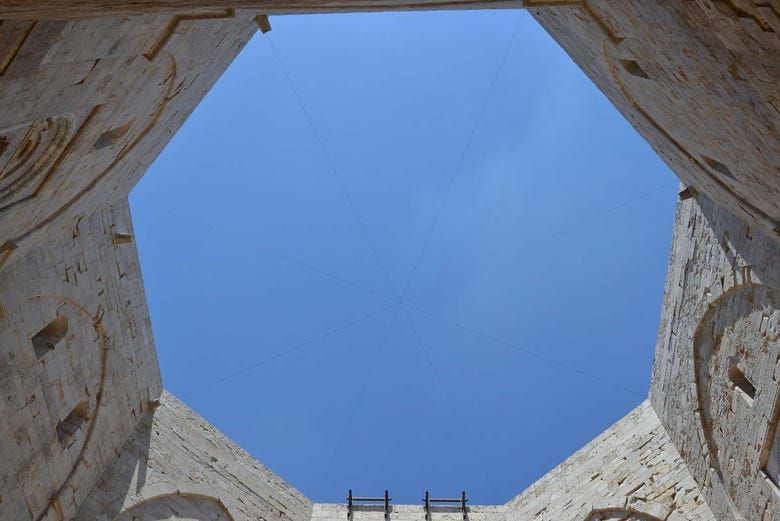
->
left=130, top=9, right=678, bottom=504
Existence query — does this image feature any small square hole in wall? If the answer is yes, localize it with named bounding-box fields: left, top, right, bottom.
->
left=31, top=315, right=68, bottom=360
left=56, top=400, right=89, bottom=446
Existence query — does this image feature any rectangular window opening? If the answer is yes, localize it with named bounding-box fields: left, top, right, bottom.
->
left=31, top=315, right=68, bottom=360
left=56, top=400, right=89, bottom=446
left=728, top=362, right=756, bottom=404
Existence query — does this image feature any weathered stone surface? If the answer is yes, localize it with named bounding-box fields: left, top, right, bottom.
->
left=73, top=399, right=715, bottom=521
left=1, top=2, right=778, bottom=269
left=75, top=391, right=312, bottom=521
left=0, top=0, right=525, bottom=19
left=0, top=9, right=258, bottom=270
left=528, top=0, right=780, bottom=243
left=650, top=193, right=780, bottom=521
left=504, top=401, right=715, bottom=521
left=0, top=199, right=161, bottom=521
left=0, top=2, right=778, bottom=519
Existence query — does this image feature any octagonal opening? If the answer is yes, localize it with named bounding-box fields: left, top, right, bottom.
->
left=130, top=10, right=678, bottom=503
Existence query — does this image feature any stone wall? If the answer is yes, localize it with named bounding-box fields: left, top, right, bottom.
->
left=71, top=397, right=717, bottom=521
left=0, top=0, right=524, bottom=19
left=504, top=401, right=714, bottom=521
left=2, top=2, right=778, bottom=272
left=75, top=390, right=313, bottom=521
left=650, top=194, right=780, bottom=521
left=1, top=2, right=779, bottom=519
left=0, top=199, right=161, bottom=521
left=527, top=0, right=780, bottom=242
left=0, top=9, right=259, bottom=271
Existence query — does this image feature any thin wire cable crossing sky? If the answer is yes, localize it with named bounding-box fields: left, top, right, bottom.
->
left=164, top=175, right=665, bottom=399
left=174, top=11, right=647, bottom=401
left=267, top=34, right=401, bottom=300
left=266, top=17, right=525, bottom=492
left=402, top=306, right=500, bottom=495
left=132, top=9, right=678, bottom=502
left=319, top=305, right=403, bottom=488
left=399, top=12, right=525, bottom=301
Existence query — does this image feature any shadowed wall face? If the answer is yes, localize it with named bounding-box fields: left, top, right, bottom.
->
left=0, top=201, right=161, bottom=521
left=74, top=392, right=312, bottom=521
left=4, top=2, right=779, bottom=241
left=0, top=1, right=778, bottom=520
left=0, top=0, right=524, bottom=19
left=0, top=16, right=261, bottom=518
left=651, top=194, right=780, bottom=520
left=1, top=1, right=778, bottom=273
left=0, top=12, right=258, bottom=270
left=526, top=1, right=780, bottom=243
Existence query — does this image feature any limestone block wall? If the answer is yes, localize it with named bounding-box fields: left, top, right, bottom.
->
left=528, top=0, right=780, bottom=242
left=0, top=9, right=259, bottom=272
left=312, top=503, right=505, bottom=521
left=75, top=390, right=313, bottom=521
left=2, top=1, right=778, bottom=271
left=0, top=199, right=161, bottom=521
left=503, top=401, right=714, bottom=521
left=650, top=194, right=780, bottom=521
left=1, top=3, right=778, bottom=520
left=0, top=0, right=524, bottom=19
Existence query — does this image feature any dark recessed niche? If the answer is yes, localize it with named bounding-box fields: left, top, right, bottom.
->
left=728, top=362, right=757, bottom=404
left=619, top=59, right=649, bottom=79
left=112, top=232, right=134, bottom=245
left=56, top=400, right=89, bottom=446
left=702, top=155, right=736, bottom=180
left=93, top=119, right=134, bottom=150
left=31, top=315, right=68, bottom=360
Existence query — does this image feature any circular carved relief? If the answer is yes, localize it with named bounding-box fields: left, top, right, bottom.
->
left=694, top=284, right=780, bottom=516
left=0, top=115, right=73, bottom=208
left=0, top=293, right=108, bottom=520
left=601, top=39, right=780, bottom=232
left=1, top=52, right=177, bottom=270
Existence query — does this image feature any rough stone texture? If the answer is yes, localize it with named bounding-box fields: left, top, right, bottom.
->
left=0, top=9, right=259, bottom=271
left=1, top=1, right=779, bottom=519
left=650, top=193, right=780, bottom=521
left=75, top=390, right=313, bottom=521
left=1, top=2, right=778, bottom=268
left=504, top=401, right=715, bottom=521
left=0, top=0, right=525, bottom=19
left=310, top=403, right=715, bottom=521
left=72, top=398, right=715, bottom=521
left=528, top=0, right=780, bottom=242
left=0, top=199, right=161, bottom=521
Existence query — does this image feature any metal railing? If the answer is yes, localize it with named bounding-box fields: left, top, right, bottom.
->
left=423, top=491, right=468, bottom=521
left=346, top=490, right=391, bottom=520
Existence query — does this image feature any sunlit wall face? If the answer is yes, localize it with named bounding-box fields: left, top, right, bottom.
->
left=130, top=9, right=677, bottom=504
